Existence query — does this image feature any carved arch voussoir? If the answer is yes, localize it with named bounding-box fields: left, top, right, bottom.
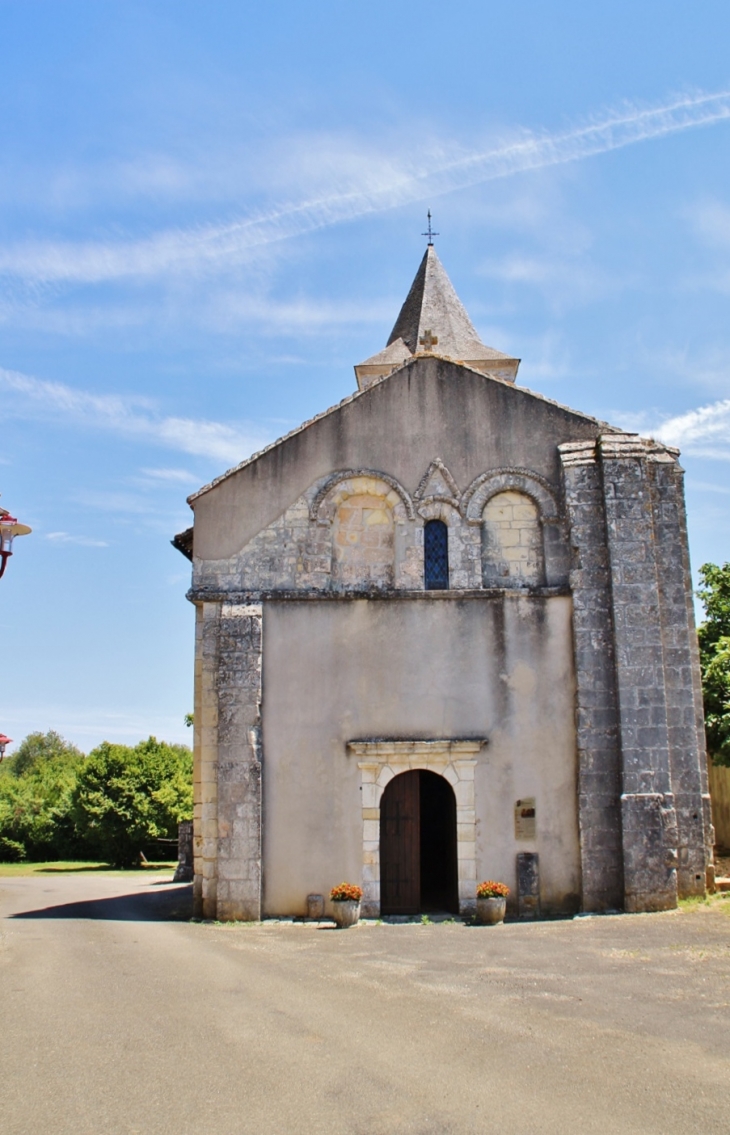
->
left=462, top=467, right=561, bottom=525
left=417, top=498, right=461, bottom=523
left=311, top=469, right=415, bottom=524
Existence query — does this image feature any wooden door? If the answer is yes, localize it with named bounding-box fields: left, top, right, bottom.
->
left=380, top=770, right=420, bottom=914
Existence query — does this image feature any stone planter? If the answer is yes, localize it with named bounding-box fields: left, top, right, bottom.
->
left=475, top=896, right=506, bottom=925
left=332, top=899, right=361, bottom=929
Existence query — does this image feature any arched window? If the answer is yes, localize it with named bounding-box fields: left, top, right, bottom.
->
left=424, top=519, right=449, bottom=590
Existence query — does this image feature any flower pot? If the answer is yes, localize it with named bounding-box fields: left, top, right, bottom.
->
left=332, top=899, right=361, bottom=928
left=476, top=896, right=506, bottom=925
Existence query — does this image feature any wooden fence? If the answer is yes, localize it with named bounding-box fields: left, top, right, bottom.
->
left=709, top=761, right=730, bottom=851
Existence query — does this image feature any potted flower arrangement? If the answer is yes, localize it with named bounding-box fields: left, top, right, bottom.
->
left=475, top=880, right=510, bottom=925
left=330, top=882, right=363, bottom=928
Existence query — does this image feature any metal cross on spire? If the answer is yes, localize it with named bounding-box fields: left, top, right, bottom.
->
left=422, top=210, right=439, bottom=246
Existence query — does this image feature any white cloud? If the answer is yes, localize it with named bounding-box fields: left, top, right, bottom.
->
left=46, top=531, right=109, bottom=547
left=139, top=467, right=199, bottom=484
left=686, top=480, right=730, bottom=495
left=0, top=366, right=271, bottom=464
left=73, top=491, right=157, bottom=515
left=0, top=88, right=729, bottom=288
left=652, top=398, right=730, bottom=459
left=477, top=252, right=619, bottom=313
left=689, top=199, right=730, bottom=248
left=154, top=417, right=263, bottom=463
left=0, top=287, right=395, bottom=338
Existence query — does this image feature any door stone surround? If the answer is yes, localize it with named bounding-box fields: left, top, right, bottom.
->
left=346, top=739, right=487, bottom=917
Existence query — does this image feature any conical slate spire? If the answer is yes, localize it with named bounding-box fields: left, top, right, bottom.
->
left=355, top=245, right=520, bottom=390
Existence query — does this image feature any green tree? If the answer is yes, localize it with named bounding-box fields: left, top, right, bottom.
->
left=0, top=731, right=85, bottom=860
left=697, top=562, right=730, bottom=767
left=71, top=736, right=192, bottom=867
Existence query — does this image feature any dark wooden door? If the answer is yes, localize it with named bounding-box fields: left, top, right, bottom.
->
left=380, top=770, right=420, bottom=914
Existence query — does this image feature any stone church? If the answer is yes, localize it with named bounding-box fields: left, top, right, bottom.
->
left=174, top=241, right=713, bottom=922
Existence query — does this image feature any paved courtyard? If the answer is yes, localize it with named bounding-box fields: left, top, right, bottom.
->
left=0, top=874, right=729, bottom=1135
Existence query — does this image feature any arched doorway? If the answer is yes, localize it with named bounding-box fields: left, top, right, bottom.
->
left=380, top=769, right=458, bottom=915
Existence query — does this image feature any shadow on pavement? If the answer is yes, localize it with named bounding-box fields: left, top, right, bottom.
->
left=12, top=884, right=193, bottom=922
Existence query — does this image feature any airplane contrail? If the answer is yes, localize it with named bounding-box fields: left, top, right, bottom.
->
left=1, top=88, right=729, bottom=285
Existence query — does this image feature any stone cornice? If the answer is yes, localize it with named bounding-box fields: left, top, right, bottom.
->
left=346, top=738, right=487, bottom=758
left=187, top=585, right=571, bottom=605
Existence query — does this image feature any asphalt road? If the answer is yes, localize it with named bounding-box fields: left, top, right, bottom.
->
left=1, top=874, right=729, bottom=1135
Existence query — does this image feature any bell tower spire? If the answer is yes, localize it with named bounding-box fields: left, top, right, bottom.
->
left=354, top=242, right=520, bottom=390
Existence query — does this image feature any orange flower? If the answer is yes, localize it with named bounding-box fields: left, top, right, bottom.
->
left=330, top=882, right=363, bottom=902
left=476, top=880, right=510, bottom=899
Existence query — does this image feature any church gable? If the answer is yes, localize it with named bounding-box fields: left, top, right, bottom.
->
left=190, top=356, right=610, bottom=566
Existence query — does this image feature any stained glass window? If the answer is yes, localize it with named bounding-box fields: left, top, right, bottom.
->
left=424, top=519, right=449, bottom=589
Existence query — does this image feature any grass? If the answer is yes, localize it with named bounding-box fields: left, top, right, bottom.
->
left=678, top=890, right=730, bottom=916
left=0, top=860, right=178, bottom=877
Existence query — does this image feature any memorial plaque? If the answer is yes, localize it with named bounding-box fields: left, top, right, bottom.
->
left=514, top=798, right=536, bottom=840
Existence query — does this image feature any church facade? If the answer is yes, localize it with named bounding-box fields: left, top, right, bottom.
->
left=175, top=244, right=713, bottom=921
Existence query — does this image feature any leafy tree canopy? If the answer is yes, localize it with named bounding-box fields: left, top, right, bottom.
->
left=697, top=562, right=730, bottom=766
left=71, top=736, right=192, bottom=867
left=6, top=729, right=84, bottom=777
left=0, top=731, right=85, bottom=860
left=0, top=731, right=192, bottom=864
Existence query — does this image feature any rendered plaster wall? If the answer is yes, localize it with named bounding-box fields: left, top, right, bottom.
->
left=260, top=594, right=580, bottom=918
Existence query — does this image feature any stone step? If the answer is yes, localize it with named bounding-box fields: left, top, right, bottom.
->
left=715, top=877, right=730, bottom=893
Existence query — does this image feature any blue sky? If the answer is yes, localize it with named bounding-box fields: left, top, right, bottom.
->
left=2, top=1, right=730, bottom=751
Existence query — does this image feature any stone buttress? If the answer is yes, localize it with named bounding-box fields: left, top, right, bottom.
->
left=559, top=435, right=712, bottom=911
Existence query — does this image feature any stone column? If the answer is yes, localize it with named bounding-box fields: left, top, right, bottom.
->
left=599, top=435, right=678, bottom=913
left=192, top=600, right=264, bottom=921
left=648, top=454, right=712, bottom=897
left=559, top=441, right=624, bottom=911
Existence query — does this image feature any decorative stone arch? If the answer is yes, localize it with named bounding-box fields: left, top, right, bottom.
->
left=462, top=467, right=560, bottom=525
left=416, top=498, right=461, bottom=523
left=311, top=469, right=414, bottom=524
left=347, top=739, right=487, bottom=918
